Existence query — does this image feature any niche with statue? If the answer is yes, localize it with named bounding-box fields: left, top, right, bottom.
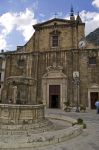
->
left=2, top=76, right=36, bottom=104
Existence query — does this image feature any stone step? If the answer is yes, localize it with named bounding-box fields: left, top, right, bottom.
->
left=0, top=119, right=55, bottom=135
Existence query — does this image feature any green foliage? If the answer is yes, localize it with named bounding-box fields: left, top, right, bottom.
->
left=72, top=118, right=87, bottom=129
left=80, top=105, right=86, bottom=112
left=64, top=101, right=71, bottom=112
left=64, top=101, right=70, bottom=106
left=72, top=122, right=77, bottom=126
left=64, top=107, right=71, bottom=112
left=83, top=123, right=87, bottom=129
left=77, top=118, right=83, bottom=124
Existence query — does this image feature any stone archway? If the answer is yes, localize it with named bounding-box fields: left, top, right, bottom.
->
left=42, top=63, right=67, bottom=109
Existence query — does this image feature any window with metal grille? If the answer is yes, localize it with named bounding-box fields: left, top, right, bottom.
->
left=89, top=57, right=96, bottom=65
left=52, top=35, right=58, bottom=47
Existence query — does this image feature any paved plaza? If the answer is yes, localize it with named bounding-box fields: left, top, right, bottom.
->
left=34, top=109, right=99, bottom=150
left=0, top=108, right=99, bottom=150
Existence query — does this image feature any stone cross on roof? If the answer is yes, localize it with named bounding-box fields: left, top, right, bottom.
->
left=54, top=13, right=58, bottom=18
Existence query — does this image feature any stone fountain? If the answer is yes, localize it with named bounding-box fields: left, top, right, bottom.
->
left=0, top=76, right=46, bottom=125
left=0, top=76, right=83, bottom=149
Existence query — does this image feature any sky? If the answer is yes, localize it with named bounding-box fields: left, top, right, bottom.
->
left=0, top=0, right=99, bottom=51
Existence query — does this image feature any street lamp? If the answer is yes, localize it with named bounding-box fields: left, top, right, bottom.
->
left=73, top=71, right=80, bottom=112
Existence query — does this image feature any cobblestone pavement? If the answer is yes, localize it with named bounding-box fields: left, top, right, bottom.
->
left=34, top=109, right=99, bottom=150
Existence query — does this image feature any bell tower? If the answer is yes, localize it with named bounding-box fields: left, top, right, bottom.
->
left=70, top=5, right=75, bottom=21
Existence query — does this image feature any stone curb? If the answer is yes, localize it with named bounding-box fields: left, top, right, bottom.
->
left=46, top=113, right=77, bottom=124
left=0, top=114, right=83, bottom=149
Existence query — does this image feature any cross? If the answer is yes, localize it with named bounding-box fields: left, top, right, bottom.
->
left=54, top=13, right=58, bottom=18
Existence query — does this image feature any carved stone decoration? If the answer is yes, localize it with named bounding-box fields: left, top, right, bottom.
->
left=88, top=50, right=97, bottom=57
left=50, top=30, right=61, bottom=35
left=0, top=104, right=45, bottom=124
left=7, top=76, right=36, bottom=86
left=46, top=62, right=63, bottom=73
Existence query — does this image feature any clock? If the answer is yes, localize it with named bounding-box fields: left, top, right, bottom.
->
left=78, top=39, right=86, bottom=49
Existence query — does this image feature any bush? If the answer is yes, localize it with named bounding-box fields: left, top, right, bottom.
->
left=83, top=123, right=87, bottom=129
left=64, top=101, right=71, bottom=112
left=72, top=118, right=87, bottom=129
left=77, top=118, right=83, bottom=124
left=64, top=101, right=70, bottom=106
left=80, top=105, right=86, bottom=112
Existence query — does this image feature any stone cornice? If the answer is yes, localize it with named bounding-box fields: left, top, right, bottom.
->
left=33, top=18, right=85, bottom=31
left=34, top=22, right=85, bottom=31
left=33, top=18, right=70, bottom=28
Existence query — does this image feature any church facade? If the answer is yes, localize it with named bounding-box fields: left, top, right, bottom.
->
left=0, top=10, right=99, bottom=109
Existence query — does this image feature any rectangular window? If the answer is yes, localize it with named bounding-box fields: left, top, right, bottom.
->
left=18, top=59, right=25, bottom=68
left=52, top=35, right=58, bottom=47
left=89, top=57, right=96, bottom=65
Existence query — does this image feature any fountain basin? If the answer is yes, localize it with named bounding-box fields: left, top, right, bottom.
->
left=0, top=104, right=45, bottom=124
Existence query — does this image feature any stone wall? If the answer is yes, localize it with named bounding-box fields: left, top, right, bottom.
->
left=2, top=48, right=99, bottom=108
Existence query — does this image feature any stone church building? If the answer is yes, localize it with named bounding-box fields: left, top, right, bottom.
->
left=0, top=9, right=99, bottom=109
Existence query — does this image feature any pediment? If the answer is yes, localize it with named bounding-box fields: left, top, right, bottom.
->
left=33, top=18, right=71, bottom=29
left=89, top=83, right=99, bottom=89
left=43, top=71, right=66, bottom=79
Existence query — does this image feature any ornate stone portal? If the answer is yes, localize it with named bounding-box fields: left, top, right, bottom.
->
left=42, top=63, right=67, bottom=109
